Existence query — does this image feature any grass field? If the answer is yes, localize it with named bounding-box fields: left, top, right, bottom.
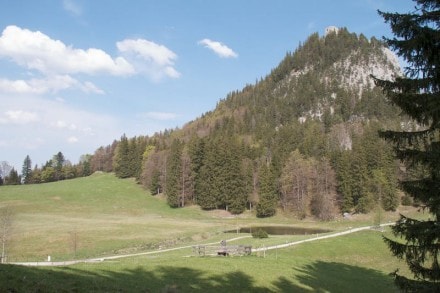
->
left=0, top=172, right=420, bottom=292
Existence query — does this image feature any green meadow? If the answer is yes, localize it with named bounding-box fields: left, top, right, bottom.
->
left=0, top=173, right=418, bottom=292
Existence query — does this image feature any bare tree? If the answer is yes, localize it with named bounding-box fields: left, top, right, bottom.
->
left=280, top=150, right=310, bottom=219
left=0, top=206, right=13, bottom=263
left=310, top=158, right=338, bottom=221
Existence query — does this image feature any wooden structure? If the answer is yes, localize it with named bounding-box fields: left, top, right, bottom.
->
left=192, top=244, right=252, bottom=257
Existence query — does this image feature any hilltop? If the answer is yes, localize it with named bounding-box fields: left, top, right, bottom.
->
left=16, top=28, right=408, bottom=220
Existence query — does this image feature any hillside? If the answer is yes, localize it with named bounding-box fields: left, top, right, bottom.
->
left=89, top=28, right=405, bottom=219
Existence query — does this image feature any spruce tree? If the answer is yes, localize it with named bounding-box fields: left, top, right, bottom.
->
left=374, top=1, right=440, bottom=291
left=165, top=139, right=183, bottom=208
left=113, top=135, right=131, bottom=178
left=222, top=139, right=247, bottom=214
left=22, top=155, right=32, bottom=184
left=5, top=168, right=20, bottom=185
left=256, top=164, right=277, bottom=217
left=150, top=169, right=161, bottom=195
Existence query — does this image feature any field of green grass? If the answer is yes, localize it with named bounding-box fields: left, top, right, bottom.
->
left=0, top=172, right=421, bottom=292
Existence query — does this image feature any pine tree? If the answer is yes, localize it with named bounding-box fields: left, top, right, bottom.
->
left=53, top=152, right=65, bottom=180
left=222, top=139, right=247, bottom=214
left=188, top=136, right=205, bottom=204
left=256, top=164, right=277, bottom=217
left=165, top=139, right=183, bottom=208
left=374, top=1, right=440, bottom=291
left=150, top=169, right=161, bottom=195
left=196, top=139, right=219, bottom=210
left=5, top=168, right=20, bottom=185
left=113, top=135, right=131, bottom=178
left=22, top=155, right=32, bottom=184
left=335, top=151, right=354, bottom=212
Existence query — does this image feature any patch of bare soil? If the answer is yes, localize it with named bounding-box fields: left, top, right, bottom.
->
left=207, top=209, right=234, bottom=218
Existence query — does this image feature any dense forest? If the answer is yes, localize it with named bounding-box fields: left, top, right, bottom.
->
left=6, top=28, right=412, bottom=220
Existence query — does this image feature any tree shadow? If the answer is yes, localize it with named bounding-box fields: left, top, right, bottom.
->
left=272, top=261, right=397, bottom=293
left=0, top=260, right=397, bottom=292
left=1, top=263, right=270, bottom=292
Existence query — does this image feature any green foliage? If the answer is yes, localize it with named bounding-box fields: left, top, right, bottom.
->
left=4, top=168, right=20, bottom=185
left=256, top=164, right=278, bottom=218
left=150, top=169, right=161, bottom=195
left=252, top=228, right=269, bottom=239
left=375, top=1, right=440, bottom=290
left=195, top=137, right=247, bottom=213
left=72, top=26, right=404, bottom=220
left=22, top=155, right=32, bottom=184
left=113, top=135, right=131, bottom=178
left=401, top=195, right=413, bottom=206
left=165, top=139, right=183, bottom=208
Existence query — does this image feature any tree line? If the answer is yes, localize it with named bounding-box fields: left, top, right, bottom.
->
left=0, top=152, right=91, bottom=185
left=2, top=28, right=404, bottom=221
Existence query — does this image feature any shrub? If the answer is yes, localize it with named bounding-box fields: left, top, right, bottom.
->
left=252, top=229, right=268, bottom=239
left=401, top=194, right=413, bottom=206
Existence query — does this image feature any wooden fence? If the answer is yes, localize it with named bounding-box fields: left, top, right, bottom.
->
left=192, top=245, right=252, bottom=256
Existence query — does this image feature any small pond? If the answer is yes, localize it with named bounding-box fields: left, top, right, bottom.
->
left=224, top=226, right=331, bottom=235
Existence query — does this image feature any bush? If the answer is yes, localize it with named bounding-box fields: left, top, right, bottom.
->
left=252, top=229, right=269, bottom=239
left=401, top=194, right=413, bottom=206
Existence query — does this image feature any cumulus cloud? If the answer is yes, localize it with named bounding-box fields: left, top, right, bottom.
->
left=0, top=75, right=104, bottom=95
left=0, top=25, right=134, bottom=76
left=0, top=25, right=180, bottom=93
left=117, top=38, right=180, bottom=80
left=198, top=39, right=238, bottom=58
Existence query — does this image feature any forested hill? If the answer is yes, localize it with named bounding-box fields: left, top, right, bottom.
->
left=90, top=27, right=407, bottom=220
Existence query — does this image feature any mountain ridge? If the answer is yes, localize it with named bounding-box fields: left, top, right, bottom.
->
left=93, top=27, right=405, bottom=219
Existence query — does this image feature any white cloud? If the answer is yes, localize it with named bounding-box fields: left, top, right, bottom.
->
left=53, top=120, right=78, bottom=130
left=63, top=0, right=82, bottom=16
left=143, top=112, right=178, bottom=121
left=198, top=39, right=238, bottom=58
left=0, top=93, right=123, bottom=168
left=67, top=136, right=79, bottom=143
left=117, top=38, right=180, bottom=81
left=0, top=110, right=39, bottom=125
left=0, top=75, right=104, bottom=95
left=0, top=25, right=135, bottom=76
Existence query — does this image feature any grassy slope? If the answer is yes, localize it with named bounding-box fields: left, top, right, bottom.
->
left=0, top=230, right=408, bottom=292
left=0, top=173, right=418, bottom=292
left=1, top=172, right=227, bottom=261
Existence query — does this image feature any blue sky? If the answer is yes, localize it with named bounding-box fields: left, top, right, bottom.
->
left=0, top=0, right=414, bottom=171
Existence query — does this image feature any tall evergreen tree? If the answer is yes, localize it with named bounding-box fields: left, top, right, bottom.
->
left=150, top=169, right=162, bottom=195
left=5, top=168, right=20, bottom=185
left=165, top=139, right=183, bottom=208
left=256, top=164, right=278, bottom=217
left=188, top=136, right=205, bottom=205
left=53, top=152, right=65, bottom=180
left=222, top=139, right=247, bottom=214
left=113, top=135, right=131, bottom=178
left=335, top=151, right=354, bottom=212
left=22, top=155, right=32, bottom=184
left=374, top=1, right=440, bottom=291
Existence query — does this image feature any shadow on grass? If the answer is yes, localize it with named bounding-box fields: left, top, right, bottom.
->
left=0, top=260, right=396, bottom=292
left=274, top=261, right=397, bottom=293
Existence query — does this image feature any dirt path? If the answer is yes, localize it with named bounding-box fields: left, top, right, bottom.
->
left=10, top=223, right=392, bottom=267
left=252, top=223, right=393, bottom=252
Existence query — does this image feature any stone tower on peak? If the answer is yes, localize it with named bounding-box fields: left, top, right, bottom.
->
left=325, top=26, right=339, bottom=36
